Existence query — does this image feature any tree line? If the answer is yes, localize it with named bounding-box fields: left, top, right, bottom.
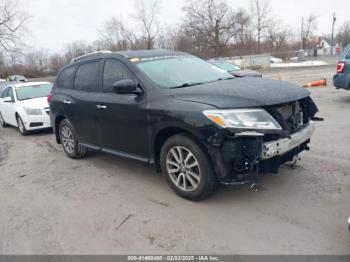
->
left=0, top=0, right=350, bottom=78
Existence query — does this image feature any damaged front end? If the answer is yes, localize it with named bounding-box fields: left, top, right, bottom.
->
left=205, top=97, right=320, bottom=187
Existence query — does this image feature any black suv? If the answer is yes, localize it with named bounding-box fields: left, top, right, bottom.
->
left=49, top=50, right=319, bottom=200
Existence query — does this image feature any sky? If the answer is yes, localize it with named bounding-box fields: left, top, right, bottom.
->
left=20, top=0, right=349, bottom=53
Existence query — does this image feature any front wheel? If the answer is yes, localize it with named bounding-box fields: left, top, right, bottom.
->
left=59, top=119, right=87, bottom=159
left=160, top=134, right=216, bottom=201
left=0, top=112, right=8, bottom=128
left=16, top=115, right=28, bottom=136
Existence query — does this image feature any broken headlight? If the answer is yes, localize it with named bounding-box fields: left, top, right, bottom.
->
left=203, top=109, right=282, bottom=132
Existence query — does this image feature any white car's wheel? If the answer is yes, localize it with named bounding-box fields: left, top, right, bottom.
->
left=0, top=112, right=8, bottom=128
left=16, top=115, right=28, bottom=136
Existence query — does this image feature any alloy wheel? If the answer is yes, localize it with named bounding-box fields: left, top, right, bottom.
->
left=0, top=113, right=4, bottom=126
left=61, top=125, right=75, bottom=154
left=166, top=146, right=201, bottom=192
left=17, top=117, right=25, bottom=133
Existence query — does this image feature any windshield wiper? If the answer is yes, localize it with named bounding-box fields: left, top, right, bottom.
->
left=170, top=82, right=204, bottom=89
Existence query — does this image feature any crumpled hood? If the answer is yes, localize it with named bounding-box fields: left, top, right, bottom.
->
left=171, top=78, right=310, bottom=109
left=17, top=97, right=49, bottom=109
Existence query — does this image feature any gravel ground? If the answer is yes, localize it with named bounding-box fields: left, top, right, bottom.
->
left=0, top=66, right=349, bottom=255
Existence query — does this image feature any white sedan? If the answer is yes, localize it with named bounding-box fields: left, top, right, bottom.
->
left=0, top=82, right=53, bottom=135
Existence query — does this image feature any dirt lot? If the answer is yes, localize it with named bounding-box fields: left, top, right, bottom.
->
left=0, top=65, right=349, bottom=255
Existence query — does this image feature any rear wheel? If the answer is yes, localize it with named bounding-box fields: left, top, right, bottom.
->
left=16, top=115, right=28, bottom=136
left=59, top=119, right=87, bottom=159
left=0, top=112, right=8, bottom=128
left=160, top=134, right=216, bottom=201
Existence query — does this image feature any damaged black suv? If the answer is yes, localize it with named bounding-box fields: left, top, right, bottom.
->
left=49, top=50, right=319, bottom=200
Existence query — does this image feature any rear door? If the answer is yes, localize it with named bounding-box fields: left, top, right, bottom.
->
left=96, top=59, right=149, bottom=159
left=62, top=60, right=103, bottom=145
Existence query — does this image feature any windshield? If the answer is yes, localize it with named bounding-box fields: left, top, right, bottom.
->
left=136, top=56, right=232, bottom=88
left=211, top=61, right=240, bottom=72
left=15, top=83, right=53, bottom=101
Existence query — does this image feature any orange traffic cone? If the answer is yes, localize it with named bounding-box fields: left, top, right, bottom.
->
left=303, top=78, right=327, bottom=88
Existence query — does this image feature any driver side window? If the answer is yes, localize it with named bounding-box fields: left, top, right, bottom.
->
left=1, top=86, right=12, bottom=99
left=102, top=59, right=134, bottom=93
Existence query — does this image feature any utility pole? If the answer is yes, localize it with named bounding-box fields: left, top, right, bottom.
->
left=301, top=17, right=304, bottom=49
left=331, top=13, right=336, bottom=55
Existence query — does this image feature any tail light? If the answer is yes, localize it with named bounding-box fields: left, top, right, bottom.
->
left=47, top=92, right=53, bottom=103
left=336, top=62, right=345, bottom=73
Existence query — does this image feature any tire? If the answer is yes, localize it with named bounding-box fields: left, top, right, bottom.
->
left=0, top=112, right=8, bottom=128
left=16, top=115, right=28, bottom=136
left=59, top=119, right=88, bottom=159
left=160, top=134, right=216, bottom=201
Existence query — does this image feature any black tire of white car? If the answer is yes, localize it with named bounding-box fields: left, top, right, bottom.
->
left=59, top=119, right=88, bottom=159
left=160, top=134, right=216, bottom=201
left=16, top=115, right=28, bottom=136
left=0, top=112, right=8, bottom=128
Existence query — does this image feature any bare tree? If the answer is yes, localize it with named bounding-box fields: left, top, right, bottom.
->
left=250, top=0, right=271, bottom=54
left=302, top=14, right=317, bottom=49
left=133, top=0, right=161, bottom=50
left=0, top=0, right=29, bottom=52
left=182, top=0, right=236, bottom=57
left=24, top=50, right=49, bottom=76
left=267, top=20, right=292, bottom=50
left=336, top=21, right=350, bottom=48
left=63, top=41, right=94, bottom=62
left=98, top=18, right=136, bottom=51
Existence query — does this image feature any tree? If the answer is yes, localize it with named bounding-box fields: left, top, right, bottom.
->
left=24, top=50, right=49, bottom=76
left=267, top=20, right=292, bottom=50
left=98, top=18, right=136, bottom=51
left=63, top=41, right=94, bottom=62
left=250, top=0, right=271, bottom=54
left=182, top=0, right=236, bottom=57
left=133, top=0, right=161, bottom=50
left=336, top=21, right=350, bottom=48
left=0, top=0, right=29, bottom=52
left=302, top=14, right=318, bottom=49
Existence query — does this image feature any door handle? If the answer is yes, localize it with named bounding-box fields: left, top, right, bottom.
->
left=64, top=100, right=72, bottom=104
left=96, top=105, right=107, bottom=110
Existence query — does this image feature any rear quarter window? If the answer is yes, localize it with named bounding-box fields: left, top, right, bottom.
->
left=56, top=66, right=76, bottom=89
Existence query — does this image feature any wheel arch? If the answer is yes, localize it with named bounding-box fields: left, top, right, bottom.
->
left=54, top=115, right=66, bottom=143
left=152, top=126, right=206, bottom=172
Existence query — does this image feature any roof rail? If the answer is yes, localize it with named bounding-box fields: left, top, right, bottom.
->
left=70, top=50, right=113, bottom=63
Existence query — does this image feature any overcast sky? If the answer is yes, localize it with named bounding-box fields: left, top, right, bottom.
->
left=20, top=0, right=348, bottom=53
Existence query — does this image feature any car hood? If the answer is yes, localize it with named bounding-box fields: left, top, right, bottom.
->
left=171, top=78, right=310, bottom=109
left=17, top=97, right=49, bottom=109
left=231, top=69, right=262, bottom=77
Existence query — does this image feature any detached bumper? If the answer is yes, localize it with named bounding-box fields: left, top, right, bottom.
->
left=261, top=121, right=316, bottom=160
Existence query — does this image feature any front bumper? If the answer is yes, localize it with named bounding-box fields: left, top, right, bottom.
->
left=21, top=110, right=52, bottom=131
left=261, top=121, right=316, bottom=160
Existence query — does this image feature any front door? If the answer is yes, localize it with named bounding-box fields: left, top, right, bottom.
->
left=96, top=59, right=149, bottom=159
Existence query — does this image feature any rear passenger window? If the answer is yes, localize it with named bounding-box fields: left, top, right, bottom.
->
left=74, top=62, right=100, bottom=92
left=103, top=60, right=133, bottom=92
left=56, top=66, right=76, bottom=89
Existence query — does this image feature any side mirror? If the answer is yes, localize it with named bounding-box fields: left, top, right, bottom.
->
left=113, top=79, right=142, bottom=95
left=3, top=97, right=13, bottom=103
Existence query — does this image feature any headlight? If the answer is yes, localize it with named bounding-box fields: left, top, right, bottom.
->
left=203, top=109, right=282, bottom=131
left=23, top=107, right=42, bottom=115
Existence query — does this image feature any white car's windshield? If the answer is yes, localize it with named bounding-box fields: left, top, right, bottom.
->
left=136, top=56, right=233, bottom=88
left=15, top=83, right=53, bottom=101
